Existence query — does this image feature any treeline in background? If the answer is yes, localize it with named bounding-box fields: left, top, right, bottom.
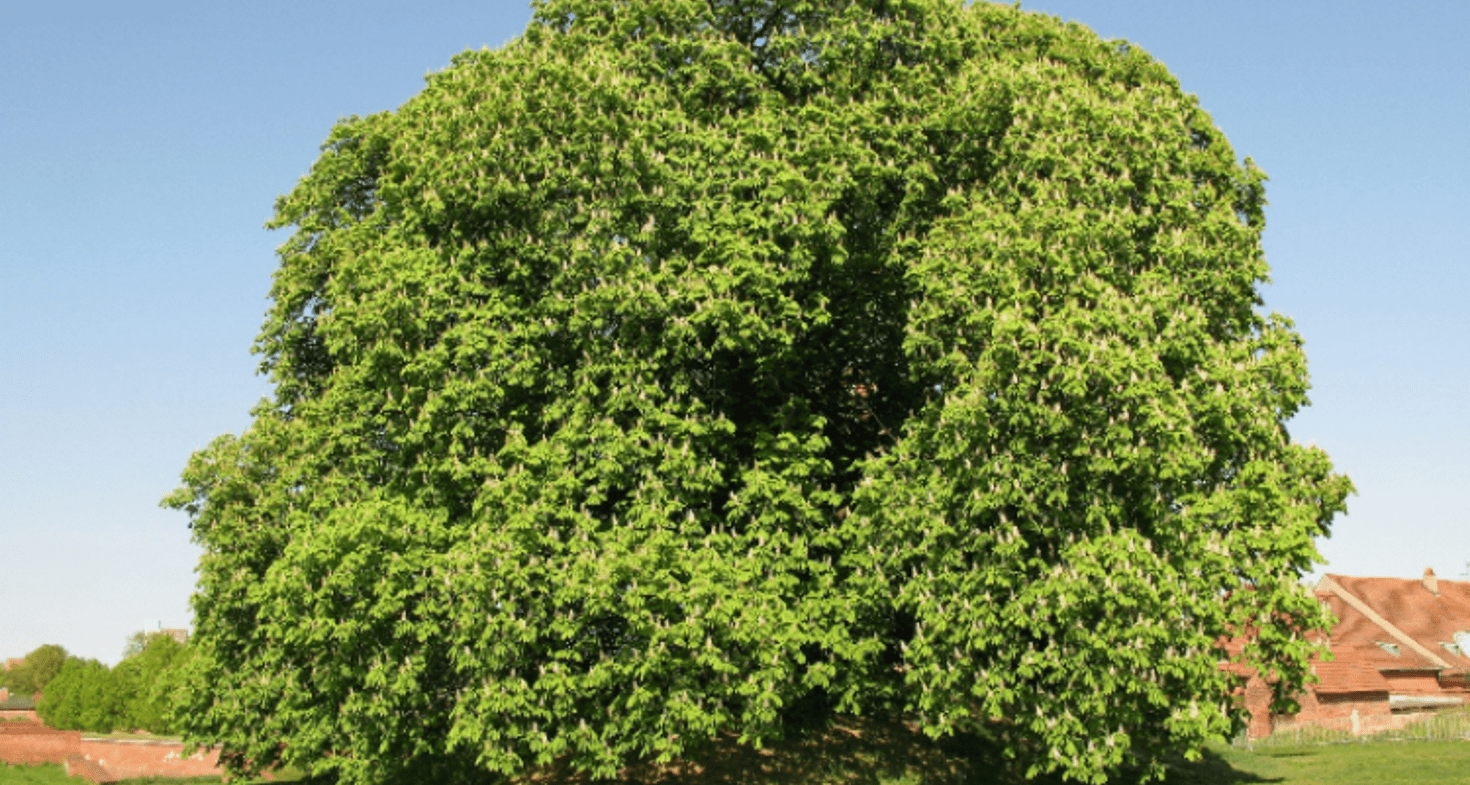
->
left=2, top=631, right=193, bottom=734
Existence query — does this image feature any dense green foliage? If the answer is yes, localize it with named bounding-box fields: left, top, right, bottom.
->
left=1, top=646, right=67, bottom=697
left=36, top=659, right=121, bottom=733
left=34, top=634, right=192, bottom=734
left=165, top=1, right=1351, bottom=782
left=113, top=633, right=193, bottom=733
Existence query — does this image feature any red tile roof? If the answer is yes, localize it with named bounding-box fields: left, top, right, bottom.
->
left=1316, top=590, right=1443, bottom=671
left=1300, top=570, right=1470, bottom=699
left=1221, top=571, right=1470, bottom=699
left=1312, top=652, right=1392, bottom=694
left=1325, top=573, right=1470, bottom=668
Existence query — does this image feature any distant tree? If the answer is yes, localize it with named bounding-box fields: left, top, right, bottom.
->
left=121, top=629, right=185, bottom=662
left=37, top=658, right=125, bottom=733
left=121, top=632, right=151, bottom=661
left=29, top=636, right=192, bottom=735
left=1, top=644, right=68, bottom=696
left=114, top=632, right=193, bottom=733
left=165, top=1, right=1352, bottom=783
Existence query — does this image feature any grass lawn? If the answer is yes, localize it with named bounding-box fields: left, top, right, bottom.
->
left=0, top=763, right=70, bottom=785
left=515, top=718, right=1470, bottom=785
left=7, top=732, right=1470, bottom=784
left=1175, top=740, right=1470, bottom=784
left=519, top=723, right=1470, bottom=785
left=0, top=761, right=297, bottom=784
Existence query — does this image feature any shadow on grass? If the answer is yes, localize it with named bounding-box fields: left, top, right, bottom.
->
left=934, top=733, right=1282, bottom=785
left=516, top=718, right=1281, bottom=785
left=187, top=721, right=1280, bottom=785
left=521, top=716, right=967, bottom=784
left=1149, top=748, right=1283, bottom=785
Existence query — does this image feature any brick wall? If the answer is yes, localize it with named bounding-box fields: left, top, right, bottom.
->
left=1303, top=692, right=1393, bottom=720
left=1241, top=672, right=1274, bottom=739
left=1285, top=689, right=1396, bottom=735
left=1272, top=707, right=1429, bottom=737
left=0, top=723, right=81, bottom=765
left=0, top=722, right=225, bottom=780
left=1238, top=672, right=1411, bottom=739
left=75, top=737, right=223, bottom=780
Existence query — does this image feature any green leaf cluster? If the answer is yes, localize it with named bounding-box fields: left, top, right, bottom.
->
left=165, top=1, right=1351, bottom=782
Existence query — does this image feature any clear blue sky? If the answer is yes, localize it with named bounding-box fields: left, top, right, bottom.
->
left=2, top=1, right=1465, bottom=665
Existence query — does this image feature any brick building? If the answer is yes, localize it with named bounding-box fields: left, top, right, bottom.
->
left=0, top=688, right=39, bottom=722
left=1241, top=569, right=1470, bottom=738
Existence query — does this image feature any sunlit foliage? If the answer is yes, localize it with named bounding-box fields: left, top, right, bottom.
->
left=165, top=2, right=1351, bottom=782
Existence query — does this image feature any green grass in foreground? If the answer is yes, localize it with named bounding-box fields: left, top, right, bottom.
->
left=0, top=763, right=71, bottom=785
left=0, top=761, right=295, bottom=784
left=7, top=728, right=1470, bottom=784
left=1186, top=740, right=1470, bottom=785
left=509, top=716, right=1470, bottom=785
left=518, top=720, right=1470, bottom=785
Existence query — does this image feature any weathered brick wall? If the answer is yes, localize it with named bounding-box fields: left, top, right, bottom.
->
left=1272, top=707, right=1429, bottom=737
left=1239, top=673, right=1409, bottom=738
left=75, top=738, right=223, bottom=780
left=1295, top=689, right=1392, bottom=720
left=0, top=722, right=225, bottom=780
left=1242, top=673, right=1273, bottom=739
left=0, top=723, right=81, bottom=765
left=1280, top=690, right=1395, bottom=735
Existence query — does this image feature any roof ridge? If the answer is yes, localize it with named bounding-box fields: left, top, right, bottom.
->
left=1326, top=572, right=1470, bottom=586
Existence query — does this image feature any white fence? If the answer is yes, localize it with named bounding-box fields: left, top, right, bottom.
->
left=1234, top=708, right=1470, bottom=749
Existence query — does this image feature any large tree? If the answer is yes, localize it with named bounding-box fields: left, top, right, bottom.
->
left=165, top=1, right=1351, bottom=782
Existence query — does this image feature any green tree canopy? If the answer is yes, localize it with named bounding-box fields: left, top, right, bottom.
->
left=30, top=637, right=192, bottom=735
left=121, top=629, right=186, bottom=661
left=115, top=632, right=194, bottom=734
left=121, top=632, right=153, bottom=661
left=2, top=644, right=68, bottom=697
left=165, top=1, right=1351, bottom=782
left=36, top=658, right=125, bottom=734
